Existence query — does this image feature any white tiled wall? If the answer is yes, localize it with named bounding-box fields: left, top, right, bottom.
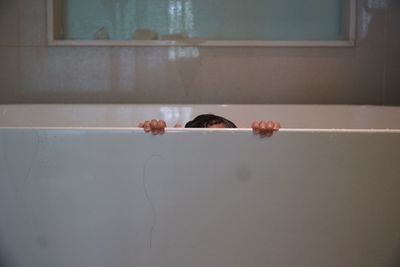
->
left=0, top=0, right=399, bottom=104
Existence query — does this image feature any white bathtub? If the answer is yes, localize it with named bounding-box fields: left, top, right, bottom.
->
left=1, top=104, right=400, bottom=267
left=0, top=104, right=400, bottom=129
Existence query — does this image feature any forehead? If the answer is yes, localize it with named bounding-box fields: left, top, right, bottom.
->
left=208, top=123, right=228, bottom=128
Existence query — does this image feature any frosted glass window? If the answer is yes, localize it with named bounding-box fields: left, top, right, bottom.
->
left=59, top=0, right=346, bottom=41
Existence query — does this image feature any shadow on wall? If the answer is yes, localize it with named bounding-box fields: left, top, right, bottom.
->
left=0, top=254, right=16, bottom=267
left=385, top=242, right=400, bottom=267
left=0, top=242, right=17, bottom=267
left=392, top=250, right=400, bottom=267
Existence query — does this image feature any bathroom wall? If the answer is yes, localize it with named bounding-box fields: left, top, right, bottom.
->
left=0, top=0, right=399, bottom=104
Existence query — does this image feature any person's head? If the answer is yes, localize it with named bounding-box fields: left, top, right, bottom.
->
left=185, top=114, right=237, bottom=128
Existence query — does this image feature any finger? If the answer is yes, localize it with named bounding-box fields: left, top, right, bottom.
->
left=158, top=120, right=167, bottom=130
left=174, top=123, right=182, bottom=128
left=143, top=121, right=151, bottom=132
left=259, top=129, right=273, bottom=138
left=257, top=121, right=273, bottom=137
left=140, top=120, right=150, bottom=128
left=150, top=119, right=158, bottom=130
left=274, top=122, right=281, bottom=131
left=151, top=120, right=166, bottom=135
left=266, top=121, right=274, bottom=130
left=259, top=121, right=268, bottom=130
left=251, top=121, right=260, bottom=134
left=150, top=120, right=160, bottom=134
left=265, top=131, right=273, bottom=137
left=251, top=121, right=259, bottom=129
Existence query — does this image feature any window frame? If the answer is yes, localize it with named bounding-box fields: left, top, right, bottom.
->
left=47, top=0, right=357, bottom=47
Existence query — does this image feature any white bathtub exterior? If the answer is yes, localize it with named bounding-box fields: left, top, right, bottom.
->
left=1, top=105, right=400, bottom=267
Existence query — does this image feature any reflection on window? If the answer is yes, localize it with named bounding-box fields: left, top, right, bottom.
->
left=167, top=0, right=194, bottom=38
left=60, top=0, right=348, bottom=42
left=160, top=107, right=193, bottom=125
left=168, top=47, right=199, bottom=61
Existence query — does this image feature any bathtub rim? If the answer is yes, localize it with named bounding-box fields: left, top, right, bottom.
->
left=0, top=127, right=400, bottom=134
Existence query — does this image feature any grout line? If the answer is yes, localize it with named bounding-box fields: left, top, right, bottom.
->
left=382, top=3, right=389, bottom=104
left=0, top=45, right=52, bottom=48
left=16, top=0, right=22, bottom=98
left=17, top=0, right=21, bottom=44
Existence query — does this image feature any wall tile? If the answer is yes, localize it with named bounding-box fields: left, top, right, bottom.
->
left=387, top=0, right=400, bottom=46
left=0, top=48, right=19, bottom=103
left=383, top=0, right=400, bottom=105
left=18, top=47, right=198, bottom=103
left=0, top=0, right=19, bottom=46
left=19, top=47, right=47, bottom=93
left=128, top=47, right=183, bottom=103
left=219, top=47, right=383, bottom=104
left=19, top=0, right=47, bottom=46
left=356, top=0, right=386, bottom=48
left=386, top=0, right=400, bottom=69
left=194, top=49, right=228, bottom=103
left=19, top=47, right=114, bottom=102
left=45, top=47, right=112, bottom=93
left=385, top=67, right=400, bottom=105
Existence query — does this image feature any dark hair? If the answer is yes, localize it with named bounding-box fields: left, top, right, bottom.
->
left=185, top=114, right=237, bottom=128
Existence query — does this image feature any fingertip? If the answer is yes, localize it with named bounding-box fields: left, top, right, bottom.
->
left=150, top=119, right=158, bottom=128
left=259, top=121, right=267, bottom=130
left=266, top=121, right=274, bottom=129
left=159, top=120, right=167, bottom=128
